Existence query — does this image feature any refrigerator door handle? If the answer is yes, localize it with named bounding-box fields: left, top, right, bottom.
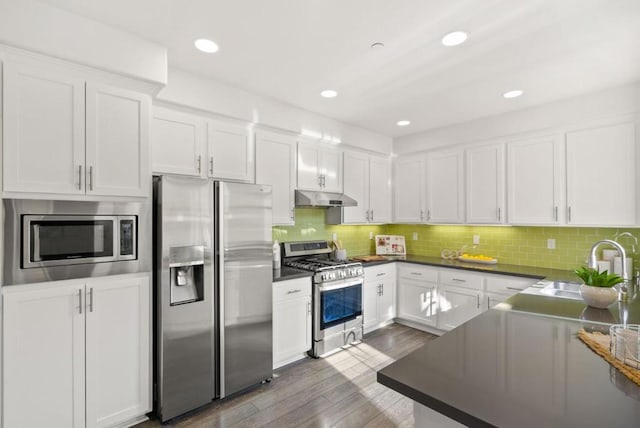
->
left=217, top=182, right=226, bottom=398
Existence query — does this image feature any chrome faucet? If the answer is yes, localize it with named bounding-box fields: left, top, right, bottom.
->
left=588, top=239, right=629, bottom=301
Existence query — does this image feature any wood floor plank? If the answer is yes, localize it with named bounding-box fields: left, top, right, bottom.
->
left=136, top=324, right=435, bottom=428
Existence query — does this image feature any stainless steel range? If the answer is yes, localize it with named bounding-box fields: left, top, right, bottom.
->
left=282, top=240, right=364, bottom=357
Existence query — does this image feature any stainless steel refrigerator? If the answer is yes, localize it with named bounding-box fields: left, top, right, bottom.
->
left=154, top=176, right=272, bottom=422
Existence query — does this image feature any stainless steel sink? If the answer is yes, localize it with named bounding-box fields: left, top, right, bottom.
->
left=539, top=281, right=583, bottom=300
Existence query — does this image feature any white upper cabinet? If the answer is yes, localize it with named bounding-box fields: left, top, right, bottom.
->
left=152, top=107, right=207, bottom=177
left=2, top=60, right=150, bottom=198
left=566, top=122, right=636, bottom=226
left=297, top=143, right=343, bottom=192
left=507, top=136, right=564, bottom=225
left=255, top=130, right=297, bottom=225
left=466, top=144, right=505, bottom=224
left=426, top=149, right=464, bottom=223
left=207, top=120, right=254, bottom=182
left=152, top=107, right=254, bottom=183
left=85, top=83, right=150, bottom=197
left=394, top=155, right=426, bottom=223
left=342, top=151, right=391, bottom=223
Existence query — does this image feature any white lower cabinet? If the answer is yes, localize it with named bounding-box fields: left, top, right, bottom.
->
left=2, top=273, right=151, bottom=428
left=363, top=264, right=396, bottom=333
left=273, top=277, right=312, bottom=369
left=396, top=264, right=538, bottom=333
left=397, top=265, right=438, bottom=328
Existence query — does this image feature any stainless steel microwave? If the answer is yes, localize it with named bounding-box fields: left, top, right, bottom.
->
left=22, top=214, right=137, bottom=268
left=3, top=199, right=150, bottom=285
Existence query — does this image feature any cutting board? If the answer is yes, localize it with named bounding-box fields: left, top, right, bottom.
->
left=351, top=255, right=387, bottom=262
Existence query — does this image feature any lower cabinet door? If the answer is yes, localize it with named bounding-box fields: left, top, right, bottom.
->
left=85, top=274, right=151, bottom=428
left=378, top=279, right=396, bottom=324
left=437, top=286, right=482, bottom=331
left=363, top=281, right=380, bottom=332
left=273, top=295, right=311, bottom=368
left=2, top=281, right=86, bottom=428
left=397, top=280, right=437, bottom=327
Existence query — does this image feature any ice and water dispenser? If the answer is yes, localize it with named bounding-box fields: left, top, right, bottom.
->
left=169, top=245, right=205, bottom=305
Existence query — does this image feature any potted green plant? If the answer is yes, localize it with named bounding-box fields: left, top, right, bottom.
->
left=574, top=266, right=624, bottom=308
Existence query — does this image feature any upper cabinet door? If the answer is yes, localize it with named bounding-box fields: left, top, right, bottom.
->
left=426, top=150, right=464, bottom=223
left=369, top=155, right=392, bottom=223
left=394, top=156, right=425, bottom=223
left=3, top=62, right=86, bottom=195
left=566, top=122, right=636, bottom=226
left=466, top=144, right=505, bottom=224
left=319, top=148, right=343, bottom=193
left=296, top=144, right=343, bottom=192
left=207, top=120, right=254, bottom=182
left=507, top=136, right=563, bottom=225
left=85, top=83, right=151, bottom=197
left=342, top=151, right=369, bottom=223
left=255, top=130, right=297, bottom=225
left=152, top=107, right=207, bottom=177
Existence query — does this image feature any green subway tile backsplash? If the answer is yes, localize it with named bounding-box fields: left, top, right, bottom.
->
left=273, top=208, right=640, bottom=271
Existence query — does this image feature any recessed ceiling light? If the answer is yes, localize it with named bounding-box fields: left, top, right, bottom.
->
left=320, top=89, right=338, bottom=98
left=194, top=38, right=219, bottom=53
left=371, top=42, right=385, bottom=49
left=503, top=89, right=524, bottom=99
left=441, top=31, right=468, bottom=47
left=397, top=120, right=411, bottom=127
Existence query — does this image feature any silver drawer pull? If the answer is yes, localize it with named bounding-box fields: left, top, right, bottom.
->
left=452, top=278, right=467, bottom=282
left=506, top=287, right=526, bottom=291
left=78, top=289, right=83, bottom=314
left=410, top=272, right=423, bottom=276
left=286, top=289, right=301, bottom=294
left=376, top=273, right=385, bottom=277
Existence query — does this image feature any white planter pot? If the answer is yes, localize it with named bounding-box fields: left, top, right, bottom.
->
left=579, top=284, right=618, bottom=309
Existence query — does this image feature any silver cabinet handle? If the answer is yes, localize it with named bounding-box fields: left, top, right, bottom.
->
left=497, top=207, right=501, bottom=221
left=365, top=210, right=370, bottom=222
left=376, top=273, right=385, bottom=277
left=307, top=301, right=311, bottom=315
left=506, top=286, right=526, bottom=291
left=420, top=210, right=424, bottom=221
left=380, top=284, right=384, bottom=296
left=476, top=294, right=480, bottom=308
left=78, top=289, right=83, bottom=314
left=197, top=154, right=202, bottom=173
left=411, top=272, right=423, bottom=276
left=452, top=278, right=467, bottom=282
left=317, top=175, right=323, bottom=187
left=322, top=175, right=326, bottom=187
left=77, top=165, right=82, bottom=190
left=567, top=206, right=572, bottom=223
left=370, top=209, right=374, bottom=221
left=88, top=165, right=93, bottom=191
left=89, top=287, right=94, bottom=312
left=554, top=206, right=558, bottom=222
left=286, top=289, right=301, bottom=294
left=209, top=157, right=214, bottom=175
left=427, top=210, right=431, bottom=221
left=291, top=208, right=295, bottom=220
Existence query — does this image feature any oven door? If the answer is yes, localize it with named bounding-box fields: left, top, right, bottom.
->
left=315, top=277, right=363, bottom=338
left=22, top=215, right=118, bottom=268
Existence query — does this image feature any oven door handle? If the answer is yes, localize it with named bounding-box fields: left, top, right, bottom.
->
left=318, top=278, right=363, bottom=292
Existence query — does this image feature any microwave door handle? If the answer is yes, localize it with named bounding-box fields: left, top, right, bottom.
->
left=33, top=224, right=41, bottom=262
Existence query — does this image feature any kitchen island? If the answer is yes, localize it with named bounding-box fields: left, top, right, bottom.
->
left=378, top=292, right=640, bottom=427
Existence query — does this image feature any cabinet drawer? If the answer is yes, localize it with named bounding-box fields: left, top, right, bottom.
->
left=439, top=269, right=483, bottom=290
left=398, top=264, right=438, bottom=282
left=364, top=264, right=395, bottom=282
left=485, top=274, right=537, bottom=295
left=273, top=278, right=311, bottom=302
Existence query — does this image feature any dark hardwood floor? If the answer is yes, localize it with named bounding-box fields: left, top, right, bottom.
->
left=138, top=323, right=436, bottom=428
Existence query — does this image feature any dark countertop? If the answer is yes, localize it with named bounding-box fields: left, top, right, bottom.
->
left=378, top=294, right=640, bottom=427
left=272, top=267, right=313, bottom=282
left=354, top=254, right=580, bottom=282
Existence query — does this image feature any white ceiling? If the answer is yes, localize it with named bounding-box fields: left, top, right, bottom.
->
left=38, top=0, right=640, bottom=138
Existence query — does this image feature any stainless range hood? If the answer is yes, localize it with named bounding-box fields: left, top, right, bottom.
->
left=294, top=190, right=357, bottom=208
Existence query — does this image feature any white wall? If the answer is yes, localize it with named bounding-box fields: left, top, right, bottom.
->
left=0, top=0, right=167, bottom=85
left=394, top=82, right=640, bottom=154
left=156, top=67, right=393, bottom=155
